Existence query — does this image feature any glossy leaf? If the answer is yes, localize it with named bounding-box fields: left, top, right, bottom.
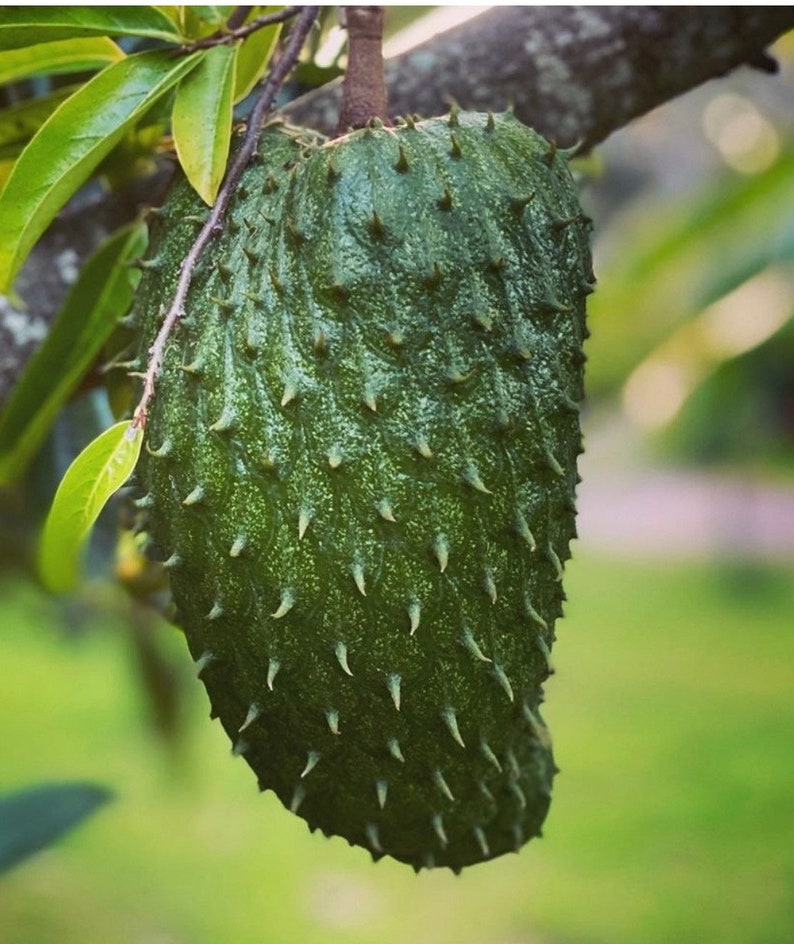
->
left=173, top=44, right=237, bottom=205
left=0, top=7, right=183, bottom=51
left=39, top=420, right=143, bottom=594
left=0, top=37, right=123, bottom=85
left=0, top=223, right=148, bottom=485
left=233, top=9, right=282, bottom=102
left=0, top=86, right=77, bottom=160
left=0, top=782, right=113, bottom=874
left=0, top=48, right=202, bottom=294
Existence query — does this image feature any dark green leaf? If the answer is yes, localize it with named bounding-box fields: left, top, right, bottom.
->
left=0, top=223, right=148, bottom=484
left=0, top=7, right=183, bottom=51
left=0, top=782, right=113, bottom=874
left=39, top=420, right=144, bottom=593
left=0, top=48, right=202, bottom=294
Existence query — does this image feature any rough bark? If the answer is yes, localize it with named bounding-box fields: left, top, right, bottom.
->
left=288, top=6, right=794, bottom=146
left=2, top=5, right=793, bottom=404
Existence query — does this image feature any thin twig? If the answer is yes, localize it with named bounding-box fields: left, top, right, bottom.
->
left=131, top=6, right=319, bottom=433
left=181, top=6, right=301, bottom=53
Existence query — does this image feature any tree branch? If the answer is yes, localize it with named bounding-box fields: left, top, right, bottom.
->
left=2, top=6, right=793, bottom=406
left=286, top=6, right=794, bottom=147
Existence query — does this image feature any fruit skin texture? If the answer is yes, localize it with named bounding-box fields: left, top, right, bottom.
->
left=134, top=112, right=592, bottom=871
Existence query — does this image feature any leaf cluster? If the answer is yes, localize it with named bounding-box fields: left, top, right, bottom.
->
left=0, top=6, right=292, bottom=590
left=0, top=6, right=286, bottom=292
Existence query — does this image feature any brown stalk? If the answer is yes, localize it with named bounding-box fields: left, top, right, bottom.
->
left=335, top=6, right=388, bottom=134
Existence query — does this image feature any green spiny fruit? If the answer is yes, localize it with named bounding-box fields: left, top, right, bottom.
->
left=132, top=111, right=593, bottom=871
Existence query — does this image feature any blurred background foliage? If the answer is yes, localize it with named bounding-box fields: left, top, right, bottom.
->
left=584, top=27, right=794, bottom=472
left=1, top=8, right=793, bottom=944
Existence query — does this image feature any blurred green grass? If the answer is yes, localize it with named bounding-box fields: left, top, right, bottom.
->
left=1, top=553, right=792, bottom=944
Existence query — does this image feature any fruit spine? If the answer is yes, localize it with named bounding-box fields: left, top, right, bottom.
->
left=132, top=111, right=593, bottom=871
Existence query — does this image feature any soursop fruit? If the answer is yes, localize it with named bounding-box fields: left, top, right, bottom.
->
left=132, top=111, right=593, bottom=871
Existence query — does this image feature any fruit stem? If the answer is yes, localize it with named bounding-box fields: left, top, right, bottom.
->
left=336, top=6, right=389, bottom=133
left=132, top=6, right=319, bottom=431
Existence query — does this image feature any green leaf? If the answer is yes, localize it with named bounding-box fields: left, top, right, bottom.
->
left=39, top=421, right=143, bottom=594
left=233, top=9, right=282, bottom=102
left=0, top=48, right=202, bottom=294
left=0, top=85, right=78, bottom=160
left=0, top=37, right=123, bottom=84
left=0, top=782, right=113, bottom=874
left=0, top=7, right=183, bottom=51
left=0, top=223, right=148, bottom=485
left=179, top=6, right=235, bottom=39
left=172, top=44, right=237, bottom=205
left=153, top=6, right=181, bottom=27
